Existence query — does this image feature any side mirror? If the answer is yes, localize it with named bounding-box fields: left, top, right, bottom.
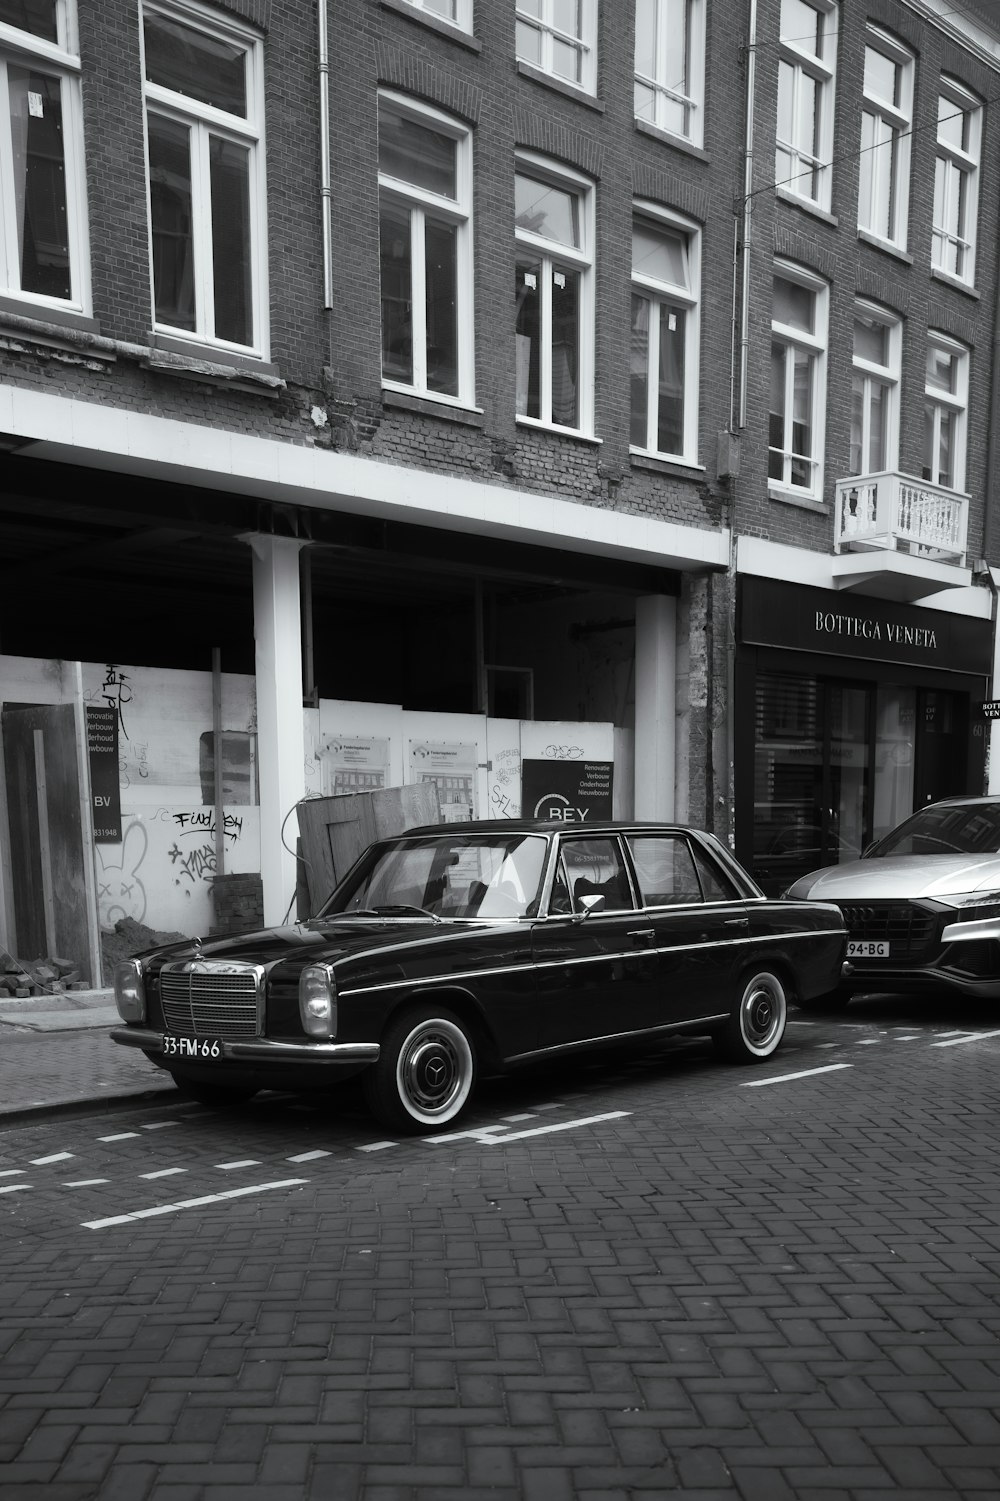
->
left=573, top=893, right=606, bottom=922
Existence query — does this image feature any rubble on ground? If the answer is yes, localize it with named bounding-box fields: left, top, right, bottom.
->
left=0, top=918, right=190, bottom=997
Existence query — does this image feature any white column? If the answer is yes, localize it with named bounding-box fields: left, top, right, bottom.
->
left=246, top=535, right=306, bottom=925
left=634, top=595, right=676, bottom=820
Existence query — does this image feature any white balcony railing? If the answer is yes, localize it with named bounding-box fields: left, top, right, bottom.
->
left=834, top=471, right=969, bottom=566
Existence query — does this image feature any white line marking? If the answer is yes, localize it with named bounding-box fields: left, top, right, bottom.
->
left=141, top=1168, right=187, bottom=1180
left=140, top=1122, right=177, bottom=1131
left=426, top=1110, right=631, bottom=1145
left=857, top=1039, right=881, bottom=1046
left=743, top=1063, right=854, bottom=1087
left=64, top=1179, right=109, bottom=1187
left=82, top=1179, right=309, bottom=1230
left=0, top=1184, right=32, bottom=1194
left=215, top=1161, right=260, bottom=1171
left=895, top=1035, right=919, bottom=1042
left=287, top=1150, right=332, bottom=1163
left=501, top=1114, right=536, bottom=1123
left=357, top=1141, right=397, bottom=1152
left=0, top=1169, right=25, bottom=1178
left=937, top=1030, right=967, bottom=1038
left=932, top=1029, right=1000, bottom=1048
left=30, top=1152, right=74, bottom=1164
left=98, top=1133, right=139, bottom=1142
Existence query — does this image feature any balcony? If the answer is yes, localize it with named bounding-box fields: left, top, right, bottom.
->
left=832, top=471, right=971, bottom=601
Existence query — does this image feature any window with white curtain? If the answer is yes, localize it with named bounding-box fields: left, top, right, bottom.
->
left=143, top=0, right=267, bottom=356
left=378, top=91, right=474, bottom=406
left=769, top=262, right=828, bottom=499
left=633, top=0, right=705, bottom=147
left=923, top=333, right=968, bottom=491
left=932, top=78, right=981, bottom=286
left=775, top=0, right=837, bottom=212
left=857, top=27, right=912, bottom=249
left=514, top=153, right=594, bottom=434
left=629, top=208, right=700, bottom=463
left=850, top=302, right=900, bottom=477
left=516, top=0, right=597, bottom=94
left=0, top=0, right=89, bottom=310
left=401, top=0, right=472, bottom=30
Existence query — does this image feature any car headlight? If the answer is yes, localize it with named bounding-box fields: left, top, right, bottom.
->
left=298, top=964, right=338, bottom=1039
left=938, top=892, right=1000, bottom=922
left=113, top=959, right=146, bottom=1022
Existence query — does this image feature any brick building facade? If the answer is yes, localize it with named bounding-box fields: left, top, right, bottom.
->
left=0, top=0, right=998, bottom=972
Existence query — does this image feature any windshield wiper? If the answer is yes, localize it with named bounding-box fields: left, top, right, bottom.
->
left=370, top=904, right=443, bottom=923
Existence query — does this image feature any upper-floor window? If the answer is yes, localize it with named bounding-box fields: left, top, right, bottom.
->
left=923, top=333, right=968, bottom=491
left=634, top=0, right=705, bottom=148
left=858, top=27, right=912, bottom=249
left=0, top=0, right=90, bottom=311
left=515, top=153, right=594, bottom=435
left=850, top=302, right=900, bottom=477
left=769, top=262, right=828, bottom=499
left=378, top=91, right=474, bottom=405
left=142, top=0, right=266, bottom=356
left=516, top=1, right=597, bottom=93
left=776, top=0, right=837, bottom=212
left=402, top=0, right=472, bottom=30
left=932, top=78, right=981, bottom=286
left=629, top=207, right=700, bottom=463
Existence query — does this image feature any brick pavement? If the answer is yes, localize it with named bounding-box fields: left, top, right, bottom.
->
left=0, top=1007, right=999, bottom=1497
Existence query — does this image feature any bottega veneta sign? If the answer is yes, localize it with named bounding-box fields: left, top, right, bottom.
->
left=740, top=578, right=991, bottom=676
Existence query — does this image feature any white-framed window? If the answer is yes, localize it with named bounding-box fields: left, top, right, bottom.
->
left=629, top=205, right=700, bottom=463
left=769, top=261, right=828, bottom=498
left=857, top=26, right=912, bottom=249
left=923, top=332, right=968, bottom=491
left=932, top=77, right=981, bottom=286
left=775, top=0, right=837, bottom=212
left=378, top=90, right=474, bottom=405
left=402, top=0, right=472, bottom=31
left=516, top=0, right=597, bottom=94
left=0, top=0, right=90, bottom=311
left=850, top=301, right=900, bottom=477
left=142, top=0, right=267, bottom=356
left=514, top=152, right=594, bottom=435
left=633, top=0, right=705, bottom=148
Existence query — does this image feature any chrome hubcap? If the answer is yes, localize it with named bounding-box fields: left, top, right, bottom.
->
left=401, top=1029, right=464, bottom=1114
left=742, top=981, right=782, bottom=1048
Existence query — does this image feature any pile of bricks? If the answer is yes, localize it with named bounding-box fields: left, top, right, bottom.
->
left=0, top=955, right=91, bottom=997
left=210, top=872, right=265, bottom=935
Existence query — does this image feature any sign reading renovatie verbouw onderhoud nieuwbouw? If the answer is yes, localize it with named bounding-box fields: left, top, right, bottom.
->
left=739, top=578, right=992, bottom=676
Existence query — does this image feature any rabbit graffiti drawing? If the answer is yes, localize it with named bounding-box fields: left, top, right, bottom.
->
left=97, top=820, right=148, bottom=926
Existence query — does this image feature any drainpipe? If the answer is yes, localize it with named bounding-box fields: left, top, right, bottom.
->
left=736, top=0, right=758, bottom=432
left=318, top=0, right=334, bottom=309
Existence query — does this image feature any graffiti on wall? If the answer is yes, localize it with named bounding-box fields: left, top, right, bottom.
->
left=96, top=821, right=148, bottom=926
left=167, top=809, right=245, bottom=889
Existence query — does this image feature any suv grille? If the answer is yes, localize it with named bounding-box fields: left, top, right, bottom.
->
left=839, top=901, right=938, bottom=960
left=159, top=966, right=260, bottom=1038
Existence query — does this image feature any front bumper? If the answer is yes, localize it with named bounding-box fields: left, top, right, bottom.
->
left=110, top=1026, right=380, bottom=1064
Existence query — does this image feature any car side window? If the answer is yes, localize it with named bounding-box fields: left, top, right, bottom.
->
left=690, top=843, right=741, bottom=902
left=559, top=837, right=634, bottom=913
left=626, top=835, right=702, bottom=906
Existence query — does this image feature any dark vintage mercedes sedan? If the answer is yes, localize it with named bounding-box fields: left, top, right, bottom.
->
left=111, top=820, right=846, bottom=1133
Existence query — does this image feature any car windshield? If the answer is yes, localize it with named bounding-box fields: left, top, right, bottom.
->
left=872, top=802, right=1000, bottom=858
left=322, top=833, right=549, bottom=920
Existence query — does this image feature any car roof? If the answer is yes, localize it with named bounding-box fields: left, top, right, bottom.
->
left=402, top=819, right=702, bottom=836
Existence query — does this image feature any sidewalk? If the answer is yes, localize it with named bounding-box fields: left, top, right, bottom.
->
left=0, top=988, right=175, bottom=1119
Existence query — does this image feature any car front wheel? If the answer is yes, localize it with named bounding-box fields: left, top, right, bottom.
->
left=364, top=1007, right=476, bottom=1133
left=714, top=970, right=787, bottom=1063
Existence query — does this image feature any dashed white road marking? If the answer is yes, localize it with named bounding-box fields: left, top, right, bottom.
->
left=857, top=1039, right=881, bottom=1046
left=932, top=1029, right=1000, bottom=1048
left=0, top=1169, right=25, bottom=1178
left=0, top=1184, right=31, bottom=1195
left=98, top=1132, right=139, bottom=1142
left=287, top=1150, right=332, bottom=1163
left=30, top=1152, right=74, bottom=1164
left=83, top=1179, right=309, bottom=1230
left=64, top=1179, right=109, bottom=1187
left=141, top=1168, right=187, bottom=1180
left=140, top=1122, right=177, bottom=1131
left=743, top=1063, right=854, bottom=1087
left=357, top=1141, right=397, bottom=1152
left=425, top=1110, right=631, bottom=1145
left=501, top=1114, right=536, bottom=1123
left=215, top=1160, right=260, bottom=1171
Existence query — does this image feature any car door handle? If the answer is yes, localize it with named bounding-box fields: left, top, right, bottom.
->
left=725, top=917, right=750, bottom=927
left=627, top=928, right=656, bottom=940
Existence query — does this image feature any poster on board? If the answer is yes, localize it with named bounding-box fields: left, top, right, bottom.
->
left=408, top=740, right=477, bottom=821
left=521, top=760, right=614, bottom=823
left=322, top=735, right=390, bottom=796
left=86, top=705, right=122, bottom=843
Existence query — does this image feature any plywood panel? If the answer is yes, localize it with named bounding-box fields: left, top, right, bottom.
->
left=297, top=783, right=441, bottom=912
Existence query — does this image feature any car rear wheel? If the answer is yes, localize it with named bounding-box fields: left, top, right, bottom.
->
left=714, top=969, right=787, bottom=1063
left=364, top=1007, right=476, bottom=1133
left=169, top=1071, right=258, bottom=1106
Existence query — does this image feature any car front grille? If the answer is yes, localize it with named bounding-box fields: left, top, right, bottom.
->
left=158, top=966, right=261, bottom=1038
left=838, top=901, right=938, bottom=960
